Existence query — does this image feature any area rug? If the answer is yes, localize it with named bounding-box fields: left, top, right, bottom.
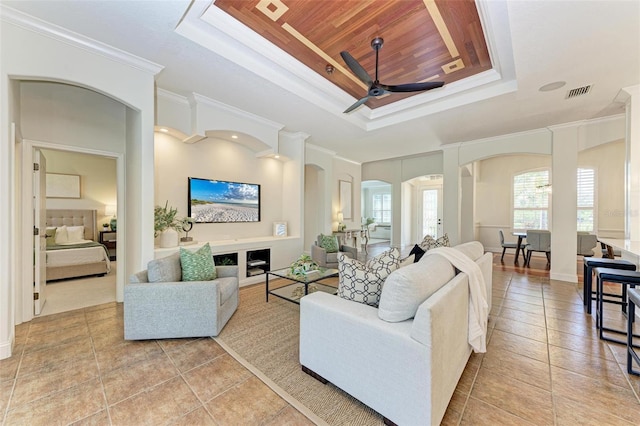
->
left=215, top=283, right=384, bottom=426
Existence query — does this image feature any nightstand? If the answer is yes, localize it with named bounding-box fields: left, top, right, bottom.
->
left=99, top=230, right=117, bottom=261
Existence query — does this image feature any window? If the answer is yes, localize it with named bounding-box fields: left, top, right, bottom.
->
left=372, top=193, right=391, bottom=224
left=577, top=168, right=595, bottom=232
left=513, top=170, right=549, bottom=230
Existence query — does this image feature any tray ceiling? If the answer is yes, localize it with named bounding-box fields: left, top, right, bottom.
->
left=215, top=0, right=492, bottom=111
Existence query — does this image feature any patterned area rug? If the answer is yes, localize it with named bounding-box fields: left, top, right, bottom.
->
left=215, top=283, right=384, bottom=425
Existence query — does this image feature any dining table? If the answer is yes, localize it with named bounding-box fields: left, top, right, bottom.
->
left=512, top=231, right=527, bottom=263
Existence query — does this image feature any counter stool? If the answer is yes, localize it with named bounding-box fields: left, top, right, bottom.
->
left=583, top=257, right=636, bottom=314
left=627, top=288, right=640, bottom=375
left=593, top=267, right=640, bottom=345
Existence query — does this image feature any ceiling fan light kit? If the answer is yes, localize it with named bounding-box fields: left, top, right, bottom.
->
left=341, top=37, right=445, bottom=113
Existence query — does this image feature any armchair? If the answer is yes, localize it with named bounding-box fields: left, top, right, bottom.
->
left=125, top=254, right=239, bottom=339
left=311, top=234, right=357, bottom=268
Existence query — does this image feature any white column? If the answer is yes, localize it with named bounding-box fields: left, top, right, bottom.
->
left=442, top=146, right=461, bottom=245
left=549, top=124, right=578, bottom=283
left=619, top=86, right=640, bottom=240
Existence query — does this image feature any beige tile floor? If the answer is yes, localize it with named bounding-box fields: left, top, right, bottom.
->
left=1, top=252, right=639, bottom=425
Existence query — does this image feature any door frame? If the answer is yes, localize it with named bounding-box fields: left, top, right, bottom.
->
left=20, top=139, right=124, bottom=322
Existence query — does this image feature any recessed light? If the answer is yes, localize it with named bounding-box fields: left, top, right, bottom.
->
left=274, top=155, right=280, bottom=159
left=231, top=135, right=238, bottom=139
left=159, top=128, right=168, bottom=133
left=539, top=81, right=566, bottom=92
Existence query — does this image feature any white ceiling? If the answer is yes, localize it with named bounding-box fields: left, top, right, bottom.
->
left=3, top=0, right=639, bottom=163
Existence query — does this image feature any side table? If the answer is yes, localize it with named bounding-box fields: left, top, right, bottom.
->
left=99, top=230, right=117, bottom=261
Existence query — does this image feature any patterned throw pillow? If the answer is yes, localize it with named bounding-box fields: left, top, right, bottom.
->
left=319, top=234, right=339, bottom=253
left=337, top=247, right=401, bottom=307
left=180, top=243, right=217, bottom=281
left=419, top=234, right=450, bottom=251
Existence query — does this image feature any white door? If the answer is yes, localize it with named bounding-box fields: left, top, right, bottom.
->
left=418, top=186, right=443, bottom=240
left=33, top=150, right=47, bottom=315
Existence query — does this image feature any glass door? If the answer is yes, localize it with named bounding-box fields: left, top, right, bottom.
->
left=419, top=186, right=443, bottom=240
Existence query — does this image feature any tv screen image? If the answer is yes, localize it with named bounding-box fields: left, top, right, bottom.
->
left=188, top=177, right=261, bottom=223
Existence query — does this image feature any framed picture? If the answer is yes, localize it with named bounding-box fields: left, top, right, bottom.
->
left=273, top=221, right=287, bottom=237
left=46, top=173, right=81, bottom=198
left=339, top=180, right=352, bottom=220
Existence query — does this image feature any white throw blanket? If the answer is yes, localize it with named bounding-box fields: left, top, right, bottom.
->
left=425, top=247, right=489, bottom=353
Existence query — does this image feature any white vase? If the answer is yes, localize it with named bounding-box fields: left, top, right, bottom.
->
left=159, top=228, right=179, bottom=248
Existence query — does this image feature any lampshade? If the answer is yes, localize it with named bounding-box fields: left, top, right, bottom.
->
left=337, top=212, right=344, bottom=222
left=105, top=204, right=117, bottom=217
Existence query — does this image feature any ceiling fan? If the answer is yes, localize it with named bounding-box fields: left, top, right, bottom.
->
left=340, top=37, right=445, bottom=113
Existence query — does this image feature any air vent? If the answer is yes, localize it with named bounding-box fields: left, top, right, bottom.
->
left=566, top=85, right=592, bottom=99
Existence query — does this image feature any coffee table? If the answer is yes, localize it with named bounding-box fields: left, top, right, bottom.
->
left=266, top=267, right=339, bottom=304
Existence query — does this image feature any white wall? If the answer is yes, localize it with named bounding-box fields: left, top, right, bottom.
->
left=41, top=149, right=117, bottom=228
left=154, top=133, right=284, bottom=242
left=1, top=7, right=158, bottom=359
left=475, top=141, right=625, bottom=253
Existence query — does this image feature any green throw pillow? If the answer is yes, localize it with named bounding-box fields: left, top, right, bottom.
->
left=319, top=234, right=339, bottom=253
left=45, top=227, right=56, bottom=247
left=180, top=243, right=217, bottom=281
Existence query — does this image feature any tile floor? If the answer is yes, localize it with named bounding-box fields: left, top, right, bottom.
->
left=1, top=252, right=639, bottom=425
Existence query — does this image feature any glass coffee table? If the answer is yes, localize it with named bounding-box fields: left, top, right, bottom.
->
left=266, top=267, right=339, bottom=304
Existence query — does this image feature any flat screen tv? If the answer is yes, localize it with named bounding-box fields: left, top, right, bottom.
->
left=188, top=177, right=261, bottom=223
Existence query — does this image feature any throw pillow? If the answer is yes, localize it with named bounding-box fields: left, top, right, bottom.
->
left=408, top=244, right=426, bottom=262
left=418, top=233, right=450, bottom=251
left=180, top=243, right=217, bottom=281
left=54, top=226, right=69, bottom=244
left=399, top=254, right=415, bottom=268
left=45, top=227, right=57, bottom=247
left=66, top=226, right=85, bottom=242
left=148, top=252, right=182, bottom=282
left=378, top=254, right=455, bottom=322
left=453, top=241, right=484, bottom=261
left=337, top=247, right=400, bottom=307
left=319, top=234, right=339, bottom=253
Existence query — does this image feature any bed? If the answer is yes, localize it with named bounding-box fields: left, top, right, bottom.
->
left=45, top=209, right=111, bottom=281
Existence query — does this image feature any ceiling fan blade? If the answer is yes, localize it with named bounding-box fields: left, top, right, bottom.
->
left=343, top=96, right=371, bottom=113
left=382, top=81, right=445, bottom=93
left=340, top=51, right=373, bottom=85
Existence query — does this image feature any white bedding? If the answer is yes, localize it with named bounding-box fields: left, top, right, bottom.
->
left=46, top=245, right=111, bottom=272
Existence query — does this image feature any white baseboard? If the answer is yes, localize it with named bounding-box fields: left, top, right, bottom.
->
left=550, top=272, right=577, bottom=283
left=0, top=334, right=14, bottom=360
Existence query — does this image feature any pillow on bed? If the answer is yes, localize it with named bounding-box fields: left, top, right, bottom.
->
left=45, top=227, right=57, bottom=247
left=66, top=226, right=85, bottom=243
left=54, top=226, right=69, bottom=244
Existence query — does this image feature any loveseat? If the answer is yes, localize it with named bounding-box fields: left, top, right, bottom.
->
left=300, top=241, right=492, bottom=425
left=125, top=252, right=239, bottom=340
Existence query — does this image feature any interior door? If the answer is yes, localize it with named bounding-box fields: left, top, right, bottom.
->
left=419, top=186, right=443, bottom=240
left=33, top=150, right=47, bottom=315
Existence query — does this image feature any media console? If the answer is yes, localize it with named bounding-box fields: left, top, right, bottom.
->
left=154, top=236, right=301, bottom=286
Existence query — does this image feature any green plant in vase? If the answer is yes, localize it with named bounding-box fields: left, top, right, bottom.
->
left=154, top=201, right=183, bottom=237
left=289, top=254, right=319, bottom=278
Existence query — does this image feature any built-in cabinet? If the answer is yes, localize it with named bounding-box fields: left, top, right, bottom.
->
left=154, top=236, right=300, bottom=286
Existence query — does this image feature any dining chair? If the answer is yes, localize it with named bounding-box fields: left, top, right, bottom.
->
left=524, top=230, right=551, bottom=267
left=498, top=229, right=524, bottom=262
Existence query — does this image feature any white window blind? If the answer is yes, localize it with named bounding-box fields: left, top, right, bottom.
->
left=577, top=168, right=595, bottom=232
left=513, top=170, right=549, bottom=230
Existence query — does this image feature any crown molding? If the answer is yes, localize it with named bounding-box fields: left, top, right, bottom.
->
left=0, top=5, right=163, bottom=75
left=306, top=142, right=337, bottom=157
left=189, top=92, right=284, bottom=131
left=156, top=88, right=190, bottom=105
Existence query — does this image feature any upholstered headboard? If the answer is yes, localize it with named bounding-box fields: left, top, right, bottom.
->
left=46, top=209, right=97, bottom=241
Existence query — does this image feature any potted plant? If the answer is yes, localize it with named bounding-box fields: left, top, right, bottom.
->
left=154, top=201, right=183, bottom=247
left=102, top=223, right=110, bottom=231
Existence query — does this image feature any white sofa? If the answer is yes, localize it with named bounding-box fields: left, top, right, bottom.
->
left=300, top=242, right=492, bottom=426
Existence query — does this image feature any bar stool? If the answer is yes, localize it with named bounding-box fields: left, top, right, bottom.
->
left=593, top=267, right=640, bottom=345
left=627, top=288, right=640, bottom=375
left=583, top=257, right=636, bottom=314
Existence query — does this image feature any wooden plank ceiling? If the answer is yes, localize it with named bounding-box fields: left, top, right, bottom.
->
left=215, top=0, right=491, bottom=110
